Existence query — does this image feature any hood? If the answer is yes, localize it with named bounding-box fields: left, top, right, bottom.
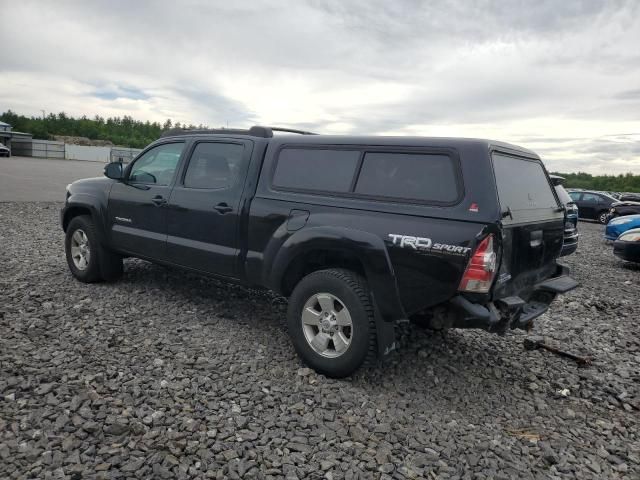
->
left=608, top=214, right=640, bottom=224
left=612, top=200, right=640, bottom=207
left=68, top=176, right=114, bottom=194
left=605, top=214, right=640, bottom=239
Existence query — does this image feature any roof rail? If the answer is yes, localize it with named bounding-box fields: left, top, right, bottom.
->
left=160, top=125, right=318, bottom=139
left=266, top=127, right=318, bottom=136
left=160, top=126, right=271, bottom=138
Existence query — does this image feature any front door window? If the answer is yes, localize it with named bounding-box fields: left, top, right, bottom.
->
left=129, top=143, right=184, bottom=186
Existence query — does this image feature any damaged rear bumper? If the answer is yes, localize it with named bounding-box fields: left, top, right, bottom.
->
left=448, top=265, right=578, bottom=332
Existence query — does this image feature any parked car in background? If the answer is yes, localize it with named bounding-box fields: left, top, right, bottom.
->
left=568, top=190, right=618, bottom=224
left=608, top=199, right=640, bottom=221
left=0, top=144, right=10, bottom=157
left=603, top=191, right=621, bottom=199
left=618, top=193, right=640, bottom=202
left=605, top=214, right=640, bottom=241
left=550, top=175, right=578, bottom=256
left=613, top=228, right=640, bottom=263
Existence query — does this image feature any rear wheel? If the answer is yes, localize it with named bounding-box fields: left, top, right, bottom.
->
left=65, top=215, right=123, bottom=283
left=287, top=269, right=377, bottom=378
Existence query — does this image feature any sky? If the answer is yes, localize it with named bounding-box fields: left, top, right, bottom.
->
left=1, top=0, right=639, bottom=174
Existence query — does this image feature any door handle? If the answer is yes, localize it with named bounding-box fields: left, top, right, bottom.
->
left=151, top=195, right=167, bottom=206
left=214, top=202, right=233, bottom=214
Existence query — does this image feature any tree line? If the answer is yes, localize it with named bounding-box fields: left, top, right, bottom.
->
left=1, top=110, right=638, bottom=191
left=552, top=172, right=640, bottom=193
left=0, top=110, right=208, bottom=149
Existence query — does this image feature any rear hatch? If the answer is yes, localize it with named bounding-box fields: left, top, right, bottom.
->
left=491, top=152, right=564, bottom=300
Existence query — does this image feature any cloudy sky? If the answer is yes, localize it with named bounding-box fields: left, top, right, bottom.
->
left=1, top=0, right=639, bottom=173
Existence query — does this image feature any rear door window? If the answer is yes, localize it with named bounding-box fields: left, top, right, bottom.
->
left=492, top=153, right=560, bottom=223
left=354, top=152, right=459, bottom=203
left=568, top=192, right=582, bottom=201
left=183, top=142, right=245, bottom=190
left=272, top=148, right=360, bottom=193
left=581, top=193, right=600, bottom=203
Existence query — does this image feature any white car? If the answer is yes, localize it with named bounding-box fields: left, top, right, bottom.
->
left=0, top=144, right=10, bottom=157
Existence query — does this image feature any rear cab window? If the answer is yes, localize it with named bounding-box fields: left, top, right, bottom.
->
left=492, top=152, right=561, bottom=223
left=272, top=148, right=359, bottom=193
left=355, top=152, right=458, bottom=203
left=271, top=147, right=461, bottom=205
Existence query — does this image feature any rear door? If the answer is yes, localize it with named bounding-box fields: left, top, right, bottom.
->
left=568, top=191, right=587, bottom=218
left=579, top=193, right=601, bottom=220
left=166, top=139, right=253, bottom=277
left=107, top=141, right=185, bottom=259
left=491, top=152, right=564, bottom=298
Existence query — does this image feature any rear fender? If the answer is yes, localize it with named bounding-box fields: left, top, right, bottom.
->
left=267, top=226, right=406, bottom=357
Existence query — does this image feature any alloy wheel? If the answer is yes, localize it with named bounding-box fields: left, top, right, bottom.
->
left=70, top=229, right=91, bottom=270
left=301, top=293, right=353, bottom=358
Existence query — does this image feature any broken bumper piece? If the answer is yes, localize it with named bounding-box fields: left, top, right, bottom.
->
left=449, top=266, right=578, bottom=332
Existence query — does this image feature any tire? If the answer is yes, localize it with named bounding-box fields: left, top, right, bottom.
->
left=287, top=269, right=377, bottom=378
left=598, top=211, right=609, bottom=224
left=65, top=215, right=123, bottom=283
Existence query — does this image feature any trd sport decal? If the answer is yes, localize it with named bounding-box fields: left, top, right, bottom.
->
left=388, top=234, right=471, bottom=256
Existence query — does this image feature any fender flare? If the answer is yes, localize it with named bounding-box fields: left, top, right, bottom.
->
left=266, top=226, right=406, bottom=357
left=61, top=193, right=109, bottom=244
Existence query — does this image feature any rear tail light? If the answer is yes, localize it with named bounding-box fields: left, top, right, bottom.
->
left=459, top=234, right=497, bottom=293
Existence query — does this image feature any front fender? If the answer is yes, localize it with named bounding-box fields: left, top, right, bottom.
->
left=61, top=192, right=110, bottom=244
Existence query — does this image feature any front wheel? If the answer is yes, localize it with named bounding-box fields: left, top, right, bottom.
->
left=598, top=211, right=610, bottom=224
left=65, top=215, right=123, bottom=283
left=287, top=269, right=377, bottom=378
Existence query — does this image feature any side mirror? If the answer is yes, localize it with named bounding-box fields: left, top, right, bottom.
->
left=104, top=162, right=124, bottom=180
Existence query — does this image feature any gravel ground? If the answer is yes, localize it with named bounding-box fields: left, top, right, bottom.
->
left=1, top=202, right=638, bottom=480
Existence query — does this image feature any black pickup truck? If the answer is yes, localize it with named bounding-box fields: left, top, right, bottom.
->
left=61, top=126, right=577, bottom=377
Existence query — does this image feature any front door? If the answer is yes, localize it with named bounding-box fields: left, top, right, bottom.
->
left=107, top=141, right=186, bottom=259
left=166, top=140, right=252, bottom=277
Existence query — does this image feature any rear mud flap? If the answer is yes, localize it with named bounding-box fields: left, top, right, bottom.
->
left=371, top=300, right=398, bottom=357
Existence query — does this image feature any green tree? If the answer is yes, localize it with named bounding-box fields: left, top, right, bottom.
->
left=552, top=171, right=640, bottom=193
left=0, top=110, right=174, bottom=149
